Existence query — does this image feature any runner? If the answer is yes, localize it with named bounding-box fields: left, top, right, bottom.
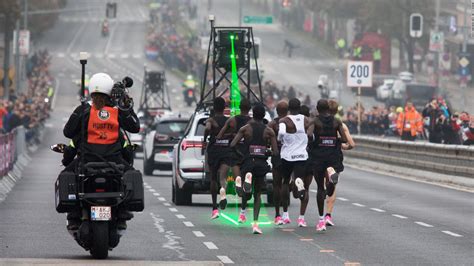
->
left=204, top=97, right=231, bottom=219
left=324, top=100, right=355, bottom=227
left=278, top=98, right=310, bottom=224
left=267, top=101, right=288, bottom=225
left=231, top=104, right=278, bottom=234
left=307, top=99, right=349, bottom=231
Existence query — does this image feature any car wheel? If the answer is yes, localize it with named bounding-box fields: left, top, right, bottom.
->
left=174, top=179, right=192, bottom=206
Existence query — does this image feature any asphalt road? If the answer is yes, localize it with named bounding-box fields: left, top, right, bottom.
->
left=0, top=0, right=473, bottom=265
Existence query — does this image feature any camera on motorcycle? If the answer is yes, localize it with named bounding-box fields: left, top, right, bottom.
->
left=131, top=143, right=140, bottom=151
left=50, top=143, right=67, bottom=153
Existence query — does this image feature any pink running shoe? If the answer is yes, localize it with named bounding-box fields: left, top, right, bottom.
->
left=297, top=218, right=307, bottom=227
left=283, top=217, right=291, bottom=224
left=238, top=213, right=247, bottom=223
left=316, top=220, right=326, bottom=232
left=274, top=216, right=283, bottom=225
left=211, top=209, right=219, bottom=219
left=324, top=215, right=335, bottom=226
left=252, top=224, right=262, bottom=234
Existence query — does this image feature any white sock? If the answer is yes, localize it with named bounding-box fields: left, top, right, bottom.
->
left=299, top=215, right=304, bottom=220
left=282, top=212, right=289, bottom=219
left=240, top=209, right=246, bottom=214
left=319, top=216, right=325, bottom=221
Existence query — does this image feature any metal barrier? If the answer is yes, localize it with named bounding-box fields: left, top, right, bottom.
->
left=0, top=129, right=17, bottom=177
left=346, top=136, right=474, bottom=178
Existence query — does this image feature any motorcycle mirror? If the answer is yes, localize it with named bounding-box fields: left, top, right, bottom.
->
left=122, top=76, right=133, bottom=88
left=50, top=143, right=67, bottom=153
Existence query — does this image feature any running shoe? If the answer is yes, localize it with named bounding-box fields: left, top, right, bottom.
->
left=324, top=215, right=334, bottom=226
left=316, top=220, right=327, bottom=231
left=274, top=216, right=284, bottom=225
left=252, top=224, right=262, bottom=234
left=294, top=177, right=305, bottom=200
left=235, top=176, right=244, bottom=197
left=219, top=187, right=227, bottom=210
left=243, top=172, right=252, bottom=193
left=211, top=209, right=219, bottom=219
left=327, top=167, right=339, bottom=185
left=297, top=218, right=307, bottom=227
left=238, top=213, right=247, bottom=223
left=282, top=217, right=291, bottom=224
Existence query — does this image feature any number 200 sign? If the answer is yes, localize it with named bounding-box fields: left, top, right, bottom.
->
left=346, top=61, right=373, bottom=88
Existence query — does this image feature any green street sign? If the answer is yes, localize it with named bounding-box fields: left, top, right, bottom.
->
left=243, top=16, right=273, bottom=24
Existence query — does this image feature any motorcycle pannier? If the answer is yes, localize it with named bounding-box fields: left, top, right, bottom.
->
left=55, top=171, right=78, bottom=213
left=122, top=170, right=144, bottom=211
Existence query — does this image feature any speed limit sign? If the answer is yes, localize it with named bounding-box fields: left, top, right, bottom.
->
left=346, top=61, right=373, bottom=88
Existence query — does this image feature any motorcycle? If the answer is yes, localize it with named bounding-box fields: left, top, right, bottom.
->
left=183, top=87, right=196, bottom=106
left=102, top=24, right=109, bottom=37
left=51, top=144, right=144, bottom=259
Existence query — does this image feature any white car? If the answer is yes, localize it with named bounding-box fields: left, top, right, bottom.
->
left=375, top=79, right=394, bottom=101
left=171, top=109, right=274, bottom=206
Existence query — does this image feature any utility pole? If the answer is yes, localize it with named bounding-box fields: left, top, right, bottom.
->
left=3, top=14, right=11, bottom=100
left=238, top=0, right=242, bottom=27
left=461, top=0, right=469, bottom=109
left=434, top=0, right=440, bottom=89
left=15, top=19, right=21, bottom=94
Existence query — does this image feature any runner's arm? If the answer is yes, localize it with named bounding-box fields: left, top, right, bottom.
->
left=341, top=123, right=355, bottom=150
left=306, top=120, right=315, bottom=142
left=230, top=126, right=246, bottom=148
left=216, top=118, right=234, bottom=139
left=266, top=127, right=279, bottom=156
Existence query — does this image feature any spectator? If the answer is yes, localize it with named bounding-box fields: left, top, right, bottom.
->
left=396, top=101, right=423, bottom=141
left=422, top=99, right=442, bottom=143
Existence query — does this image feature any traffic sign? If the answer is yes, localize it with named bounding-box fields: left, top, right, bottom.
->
left=346, top=61, right=373, bottom=88
left=429, top=31, right=444, bottom=52
left=13, top=30, right=30, bottom=56
left=243, top=16, right=273, bottom=24
left=459, top=57, right=469, bottom=68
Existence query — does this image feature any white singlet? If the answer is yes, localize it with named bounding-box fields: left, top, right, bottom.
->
left=279, top=114, right=308, bottom=162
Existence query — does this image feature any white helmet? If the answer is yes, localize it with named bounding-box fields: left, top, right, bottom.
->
left=89, top=73, right=114, bottom=95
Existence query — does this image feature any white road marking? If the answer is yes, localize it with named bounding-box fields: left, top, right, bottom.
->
left=44, top=123, right=53, bottom=128
left=337, top=197, right=349, bottom=201
left=158, top=197, right=166, bottom=201
left=442, top=231, right=463, bottom=237
left=415, top=221, right=434, bottom=228
left=169, top=208, right=178, bottom=212
left=176, top=214, right=186, bottom=219
left=183, top=221, right=194, bottom=227
left=153, top=192, right=160, bottom=196
left=108, top=54, right=117, bottom=59
left=193, top=231, right=205, bottom=237
left=145, top=185, right=151, bottom=189
left=57, top=53, right=65, bottom=58
left=163, top=203, right=171, bottom=206
left=143, top=182, right=148, bottom=186
left=352, top=203, right=365, bottom=207
left=121, top=54, right=130, bottom=59
left=203, top=242, right=218, bottom=250
left=217, top=256, right=234, bottom=264
left=95, top=53, right=104, bottom=58
left=132, top=54, right=142, bottom=59
left=370, top=208, right=386, bottom=213
left=149, top=188, right=156, bottom=192
left=392, top=214, right=408, bottom=219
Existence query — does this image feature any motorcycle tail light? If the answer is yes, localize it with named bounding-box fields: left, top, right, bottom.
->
left=187, top=90, right=194, bottom=97
left=95, top=188, right=105, bottom=192
left=181, top=140, right=203, bottom=151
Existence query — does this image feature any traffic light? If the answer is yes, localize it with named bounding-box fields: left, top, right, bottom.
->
left=216, top=30, right=247, bottom=70
left=106, top=2, right=117, bottom=18
left=409, top=13, right=423, bottom=38
left=281, top=0, right=292, bottom=8
left=145, top=71, right=164, bottom=93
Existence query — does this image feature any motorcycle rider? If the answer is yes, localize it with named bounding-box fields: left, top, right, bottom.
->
left=62, top=72, right=140, bottom=230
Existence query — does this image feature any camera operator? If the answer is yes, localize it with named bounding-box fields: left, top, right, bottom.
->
left=63, top=72, right=139, bottom=170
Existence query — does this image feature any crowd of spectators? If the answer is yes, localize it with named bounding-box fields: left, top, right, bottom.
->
left=0, top=50, right=52, bottom=143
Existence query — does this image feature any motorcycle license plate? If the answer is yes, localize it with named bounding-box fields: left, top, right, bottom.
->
left=91, top=206, right=111, bottom=221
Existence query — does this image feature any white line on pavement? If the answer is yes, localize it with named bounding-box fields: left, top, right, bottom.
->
left=163, top=203, right=171, bottom=206
left=442, top=231, right=463, bottom=237
left=310, top=189, right=317, bottom=193
left=57, top=53, right=65, bottom=58
left=176, top=214, right=186, bottom=219
left=217, top=255, right=234, bottom=264
left=169, top=208, right=178, bottom=212
left=143, top=182, right=148, bottom=186
left=121, top=54, right=130, bottom=59
left=158, top=197, right=166, bottom=201
left=370, top=208, right=386, bottom=213
left=392, top=214, right=408, bottom=219
left=153, top=192, right=160, bottom=196
left=337, top=197, right=349, bottom=201
left=193, top=231, right=205, bottom=237
left=415, top=221, right=434, bottom=228
left=352, top=203, right=365, bottom=207
left=145, top=185, right=151, bottom=189
left=149, top=188, right=156, bottom=192
left=203, top=242, right=218, bottom=250
left=183, top=221, right=194, bottom=227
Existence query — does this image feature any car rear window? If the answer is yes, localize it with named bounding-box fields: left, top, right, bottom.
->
left=156, top=120, right=187, bottom=136
left=406, top=85, right=436, bottom=99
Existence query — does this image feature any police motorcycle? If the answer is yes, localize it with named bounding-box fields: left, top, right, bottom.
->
left=102, top=20, right=109, bottom=37
left=183, top=75, right=197, bottom=107
left=52, top=71, right=144, bottom=259
left=318, top=75, right=329, bottom=99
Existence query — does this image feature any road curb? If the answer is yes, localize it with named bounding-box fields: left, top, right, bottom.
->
left=345, top=157, right=474, bottom=192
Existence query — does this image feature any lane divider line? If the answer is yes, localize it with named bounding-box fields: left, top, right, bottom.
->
left=183, top=221, right=194, bottom=227
left=370, top=208, right=386, bottom=213
left=176, top=214, right=186, bottom=219
left=415, top=221, right=434, bottom=228
left=163, top=203, right=171, bottom=206
left=169, top=208, right=178, bottom=212
left=158, top=197, right=166, bottom=201
left=217, top=255, right=234, bottom=264
left=193, top=231, right=205, bottom=237
left=203, top=242, right=218, bottom=250
left=337, top=197, right=349, bottom=201
left=352, top=203, right=365, bottom=207
left=442, top=231, right=463, bottom=237
left=392, top=214, right=407, bottom=219
left=149, top=188, right=156, bottom=192
left=153, top=192, right=160, bottom=196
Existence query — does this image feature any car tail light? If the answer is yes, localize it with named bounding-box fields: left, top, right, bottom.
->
left=155, top=133, right=168, bottom=141
left=181, top=140, right=203, bottom=151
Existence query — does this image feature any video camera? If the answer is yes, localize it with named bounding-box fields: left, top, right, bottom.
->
left=111, top=76, right=134, bottom=111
